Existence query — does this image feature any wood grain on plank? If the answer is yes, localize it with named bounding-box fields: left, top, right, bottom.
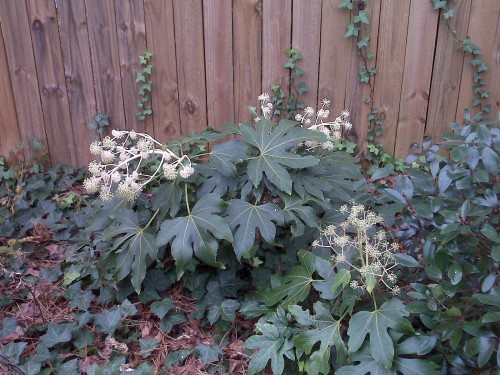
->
left=173, top=0, right=207, bottom=135
left=318, top=1, right=350, bottom=117
left=86, top=0, right=126, bottom=131
left=0, top=1, right=47, bottom=162
left=0, top=22, right=22, bottom=164
left=144, top=0, right=180, bottom=142
left=262, top=0, right=292, bottom=94
left=292, top=0, right=322, bottom=107
left=233, top=0, right=262, bottom=124
left=58, top=0, right=98, bottom=165
left=371, top=0, right=410, bottom=155
left=425, top=0, right=471, bottom=144
left=28, top=0, right=77, bottom=166
left=204, top=0, right=234, bottom=128
left=456, top=0, right=500, bottom=123
left=395, top=0, right=438, bottom=158
left=115, top=0, right=152, bottom=134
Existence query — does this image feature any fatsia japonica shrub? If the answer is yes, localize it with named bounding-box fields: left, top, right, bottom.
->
left=76, top=96, right=365, bottom=298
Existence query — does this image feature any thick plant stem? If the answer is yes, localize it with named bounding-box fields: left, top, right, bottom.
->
left=184, top=183, right=191, bottom=215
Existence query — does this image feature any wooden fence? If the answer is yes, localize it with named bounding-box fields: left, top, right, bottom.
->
left=0, top=0, right=499, bottom=167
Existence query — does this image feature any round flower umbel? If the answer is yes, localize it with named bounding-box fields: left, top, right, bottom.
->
left=313, top=203, right=400, bottom=295
left=83, top=130, right=194, bottom=201
left=295, top=98, right=352, bottom=150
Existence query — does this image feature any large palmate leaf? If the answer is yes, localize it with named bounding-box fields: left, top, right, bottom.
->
left=319, top=154, right=365, bottom=202
left=208, top=140, right=248, bottom=177
left=281, top=194, right=319, bottom=237
left=240, top=119, right=326, bottom=194
left=157, top=193, right=232, bottom=278
left=245, top=323, right=294, bottom=375
left=347, top=299, right=409, bottom=369
left=102, top=209, right=158, bottom=293
left=291, top=168, right=333, bottom=200
left=290, top=302, right=347, bottom=375
left=226, top=199, right=284, bottom=259
left=266, top=250, right=323, bottom=306
left=336, top=342, right=440, bottom=375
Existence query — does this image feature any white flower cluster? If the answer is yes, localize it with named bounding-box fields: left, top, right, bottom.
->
left=313, top=202, right=400, bottom=295
left=84, top=130, right=194, bottom=201
left=296, top=98, right=352, bottom=151
left=254, top=93, right=274, bottom=122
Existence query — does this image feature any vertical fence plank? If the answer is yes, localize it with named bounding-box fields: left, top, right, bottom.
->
left=27, top=0, right=77, bottom=166
left=344, top=0, right=381, bottom=153
left=86, top=0, right=126, bottom=131
left=456, top=0, right=500, bottom=123
left=58, top=0, right=98, bottom=165
left=204, top=0, right=234, bottom=127
left=144, top=0, right=180, bottom=142
left=318, top=1, right=350, bottom=116
left=490, top=14, right=500, bottom=120
left=394, top=1, right=439, bottom=158
left=173, top=0, right=207, bottom=135
left=262, top=0, right=292, bottom=93
left=0, top=24, right=22, bottom=164
left=115, top=0, right=152, bottom=135
left=292, top=0, right=322, bottom=107
left=0, top=1, right=48, bottom=162
left=371, top=0, right=410, bottom=155
left=425, top=0, right=471, bottom=144
left=233, top=0, right=262, bottom=124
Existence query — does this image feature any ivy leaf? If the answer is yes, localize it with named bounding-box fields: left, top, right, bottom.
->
left=103, top=209, right=158, bottom=293
left=150, top=298, right=174, bottom=320
left=195, top=343, right=223, bottom=364
left=93, top=309, right=122, bottom=334
left=281, top=194, right=319, bottom=237
left=226, top=199, right=284, bottom=259
left=266, top=250, right=318, bottom=306
left=240, top=119, right=325, bottom=194
left=0, top=341, right=27, bottom=364
left=354, top=10, right=369, bottom=24
left=208, top=140, right=248, bottom=177
left=245, top=323, right=294, bottom=375
left=290, top=302, right=346, bottom=375
left=207, top=299, right=240, bottom=324
left=347, top=299, right=409, bottom=369
left=157, top=193, right=232, bottom=278
left=40, top=323, right=74, bottom=348
left=357, top=37, right=370, bottom=49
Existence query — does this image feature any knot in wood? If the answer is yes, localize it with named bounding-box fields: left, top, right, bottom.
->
left=358, top=1, right=366, bottom=11
left=120, top=22, right=127, bottom=31
left=184, top=99, right=197, bottom=114
left=32, top=19, right=43, bottom=31
left=42, top=84, right=64, bottom=97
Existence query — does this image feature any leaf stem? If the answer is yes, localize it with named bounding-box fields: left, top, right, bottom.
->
left=184, top=183, right=191, bottom=215
left=144, top=208, right=160, bottom=230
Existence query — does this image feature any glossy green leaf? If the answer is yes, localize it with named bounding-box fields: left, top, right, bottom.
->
left=0, top=341, right=27, bottom=364
left=290, top=302, right=346, bottom=375
left=393, top=254, right=419, bottom=268
left=448, top=263, right=463, bottom=285
left=150, top=298, right=174, bottom=320
left=347, top=299, right=409, bottom=369
left=482, top=146, right=499, bottom=174
left=157, top=193, right=232, bottom=278
left=208, top=140, right=248, bottom=177
left=226, top=199, right=283, bottom=259
left=245, top=323, right=294, bottom=375
left=266, top=250, right=317, bottom=306
left=481, top=273, right=496, bottom=293
left=241, top=119, right=325, bottom=194
left=40, top=323, right=74, bottom=348
left=281, top=194, right=319, bottom=237
left=331, top=268, right=351, bottom=292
